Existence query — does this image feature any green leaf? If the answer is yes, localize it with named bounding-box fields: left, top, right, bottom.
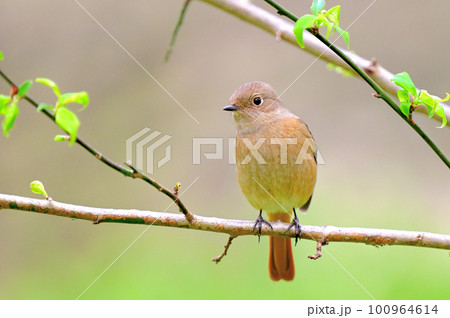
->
left=434, top=104, right=447, bottom=128
left=36, top=77, right=61, bottom=98
left=439, top=92, right=450, bottom=103
left=37, top=103, right=54, bottom=112
left=55, top=107, right=80, bottom=145
left=59, top=92, right=89, bottom=109
left=2, top=101, right=19, bottom=136
left=0, top=51, right=3, bottom=60
left=54, top=134, right=70, bottom=142
left=314, top=15, right=328, bottom=28
left=293, top=14, right=317, bottom=48
left=325, top=23, right=336, bottom=39
left=325, top=5, right=341, bottom=24
left=326, top=63, right=354, bottom=78
left=17, top=80, right=33, bottom=97
left=417, top=90, right=436, bottom=113
left=332, top=24, right=350, bottom=49
left=399, top=102, right=412, bottom=117
left=0, top=95, right=11, bottom=114
left=325, top=23, right=333, bottom=38
left=391, top=72, right=417, bottom=97
left=30, top=180, right=48, bottom=199
left=417, top=91, right=450, bottom=122
left=397, top=89, right=410, bottom=104
left=420, top=91, right=450, bottom=104
left=311, top=0, right=326, bottom=16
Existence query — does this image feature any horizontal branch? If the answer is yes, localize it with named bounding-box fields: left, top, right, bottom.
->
left=1, top=193, right=449, bottom=250
left=0, top=69, right=193, bottom=222
left=199, top=0, right=450, bottom=126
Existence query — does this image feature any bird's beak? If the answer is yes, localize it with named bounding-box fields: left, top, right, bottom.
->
left=222, top=105, right=240, bottom=111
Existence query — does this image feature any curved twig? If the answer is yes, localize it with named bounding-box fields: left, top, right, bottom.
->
left=212, top=236, right=235, bottom=263
left=260, top=0, right=449, bottom=168
left=0, top=69, right=193, bottom=222
left=199, top=0, right=450, bottom=126
left=1, top=193, right=449, bottom=250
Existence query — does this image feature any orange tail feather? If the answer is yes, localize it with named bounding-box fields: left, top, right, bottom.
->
left=269, top=236, right=295, bottom=281
left=268, top=212, right=295, bottom=281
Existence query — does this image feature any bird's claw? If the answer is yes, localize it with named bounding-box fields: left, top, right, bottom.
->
left=253, top=212, right=273, bottom=243
left=286, top=216, right=302, bottom=246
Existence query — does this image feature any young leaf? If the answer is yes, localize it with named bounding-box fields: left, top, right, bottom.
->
left=55, top=107, right=80, bottom=145
left=59, top=92, right=89, bottom=109
left=30, top=180, right=49, bottom=199
left=399, top=102, right=412, bottom=117
left=391, top=72, right=417, bottom=97
left=434, top=104, right=447, bottom=128
left=36, top=77, right=61, bottom=98
left=325, top=24, right=333, bottom=38
left=0, top=95, right=11, bottom=113
left=17, top=80, right=33, bottom=97
left=293, top=14, right=317, bottom=48
left=2, top=101, right=19, bottom=136
left=326, top=63, right=354, bottom=77
left=417, top=90, right=450, bottom=122
left=311, top=0, right=326, bottom=16
left=397, top=89, right=410, bottom=104
left=54, top=135, right=71, bottom=142
left=37, top=103, right=54, bottom=112
left=332, top=24, right=350, bottom=49
left=325, top=5, right=341, bottom=24
left=397, top=90, right=412, bottom=116
left=417, top=90, right=437, bottom=113
left=313, top=14, right=328, bottom=28
left=420, top=91, right=450, bottom=105
left=440, top=93, right=450, bottom=103
left=0, top=51, right=3, bottom=60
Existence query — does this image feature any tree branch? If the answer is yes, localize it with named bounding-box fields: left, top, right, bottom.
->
left=212, top=236, right=235, bottom=263
left=1, top=193, right=449, bottom=251
left=260, top=0, right=449, bottom=168
left=0, top=69, right=194, bottom=223
left=199, top=0, right=450, bottom=126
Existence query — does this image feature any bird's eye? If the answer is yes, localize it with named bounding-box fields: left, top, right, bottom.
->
left=253, top=97, right=262, bottom=106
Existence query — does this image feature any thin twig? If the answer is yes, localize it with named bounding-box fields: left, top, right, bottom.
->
left=261, top=0, right=449, bottom=168
left=164, top=0, right=192, bottom=62
left=308, top=239, right=328, bottom=260
left=1, top=193, right=449, bottom=250
left=199, top=0, right=450, bottom=126
left=212, top=236, right=235, bottom=263
left=0, top=69, right=193, bottom=222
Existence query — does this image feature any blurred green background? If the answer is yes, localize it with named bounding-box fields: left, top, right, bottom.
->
left=0, top=0, right=448, bottom=299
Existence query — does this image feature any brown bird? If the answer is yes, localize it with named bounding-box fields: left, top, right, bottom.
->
left=223, top=81, right=317, bottom=281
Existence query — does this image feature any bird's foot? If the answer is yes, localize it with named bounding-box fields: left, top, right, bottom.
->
left=253, top=210, right=272, bottom=243
left=286, top=210, right=302, bottom=246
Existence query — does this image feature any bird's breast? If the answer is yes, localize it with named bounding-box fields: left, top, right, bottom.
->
left=235, top=117, right=317, bottom=213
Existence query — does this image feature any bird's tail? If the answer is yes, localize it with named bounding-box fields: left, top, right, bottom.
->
left=268, top=212, right=295, bottom=281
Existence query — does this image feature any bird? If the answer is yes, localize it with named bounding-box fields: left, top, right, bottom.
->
left=223, top=81, right=317, bottom=281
